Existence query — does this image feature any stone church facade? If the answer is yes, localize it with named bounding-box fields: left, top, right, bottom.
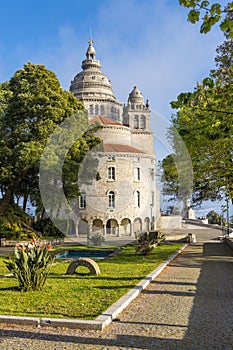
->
left=69, top=39, right=160, bottom=238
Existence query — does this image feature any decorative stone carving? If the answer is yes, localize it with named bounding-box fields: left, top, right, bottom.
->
left=66, top=258, right=100, bottom=275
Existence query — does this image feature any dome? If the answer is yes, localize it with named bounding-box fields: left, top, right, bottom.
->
left=70, top=39, right=116, bottom=103
left=128, top=86, right=144, bottom=104
left=86, top=38, right=96, bottom=59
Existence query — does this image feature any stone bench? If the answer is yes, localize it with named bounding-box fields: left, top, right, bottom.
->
left=66, top=258, right=100, bottom=275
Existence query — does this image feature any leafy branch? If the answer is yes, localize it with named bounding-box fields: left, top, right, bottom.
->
left=179, top=1, right=233, bottom=36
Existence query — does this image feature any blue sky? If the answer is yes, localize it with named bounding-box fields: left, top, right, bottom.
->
left=0, top=0, right=225, bottom=117
left=0, top=0, right=230, bottom=215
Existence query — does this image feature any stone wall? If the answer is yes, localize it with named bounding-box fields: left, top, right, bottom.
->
left=131, top=131, right=155, bottom=154
left=157, top=215, right=183, bottom=233
left=95, top=125, right=131, bottom=145
left=225, top=237, right=233, bottom=251
left=78, top=152, right=158, bottom=234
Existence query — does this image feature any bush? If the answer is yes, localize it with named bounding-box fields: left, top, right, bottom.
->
left=32, top=218, right=66, bottom=237
left=4, top=241, right=53, bottom=291
left=136, top=230, right=165, bottom=255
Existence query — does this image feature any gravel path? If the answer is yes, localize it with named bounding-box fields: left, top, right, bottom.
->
left=0, top=241, right=233, bottom=349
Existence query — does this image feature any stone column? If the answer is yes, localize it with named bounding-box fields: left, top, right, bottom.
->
left=103, top=224, right=106, bottom=237
left=130, top=223, right=134, bottom=237
left=74, top=221, right=79, bottom=237
left=117, top=225, right=120, bottom=237
left=87, top=223, right=92, bottom=245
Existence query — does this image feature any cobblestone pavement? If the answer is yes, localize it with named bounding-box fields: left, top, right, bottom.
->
left=0, top=240, right=233, bottom=349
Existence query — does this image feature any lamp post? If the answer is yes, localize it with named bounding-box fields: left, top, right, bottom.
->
left=226, top=196, right=230, bottom=236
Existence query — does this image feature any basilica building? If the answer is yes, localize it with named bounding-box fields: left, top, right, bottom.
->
left=69, top=39, right=159, bottom=238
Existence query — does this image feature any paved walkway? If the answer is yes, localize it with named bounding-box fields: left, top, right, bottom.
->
left=0, top=239, right=233, bottom=349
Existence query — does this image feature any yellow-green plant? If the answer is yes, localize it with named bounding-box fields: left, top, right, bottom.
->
left=4, top=241, right=53, bottom=291
left=136, top=231, right=165, bottom=255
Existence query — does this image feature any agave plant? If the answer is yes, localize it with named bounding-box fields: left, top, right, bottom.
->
left=4, top=241, right=53, bottom=291
left=136, top=230, right=166, bottom=255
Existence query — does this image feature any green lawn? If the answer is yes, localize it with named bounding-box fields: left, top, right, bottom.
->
left=0, top=243, right=182, bottom=320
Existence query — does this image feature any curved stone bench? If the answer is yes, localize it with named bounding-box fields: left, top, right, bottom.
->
left=66, top=258, right=100, bottom=275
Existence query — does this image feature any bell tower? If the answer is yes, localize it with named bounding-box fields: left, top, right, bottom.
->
left=123, top=86, right=154, bottom=155
left=123, top=86, right=151, bottom=131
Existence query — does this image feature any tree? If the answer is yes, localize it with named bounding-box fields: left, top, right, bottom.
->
left=160, top=154, right=179, bottom=199
left=163, top=35, right=233, bottom=206
left=179, top=1, right=233, bottom=37
left=0, top=63, right=101, bottom=231
left=206, top=210, right=223, bottom=224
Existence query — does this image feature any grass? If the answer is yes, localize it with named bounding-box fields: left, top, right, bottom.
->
left=0, top=243, right=183, bottom=320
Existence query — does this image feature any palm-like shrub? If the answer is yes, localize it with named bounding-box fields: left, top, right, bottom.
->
left=4, top=241, right=53, bottom=291
left=136, top=231, right=165, bottom=255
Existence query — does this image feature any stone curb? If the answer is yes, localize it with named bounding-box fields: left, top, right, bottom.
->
left=0, top=244, right=187, bottom=331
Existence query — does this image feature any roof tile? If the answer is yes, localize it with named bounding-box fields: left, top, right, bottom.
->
left=89, top=116, right=122, bottom=126
left=103, top=143, right=145, bottom=154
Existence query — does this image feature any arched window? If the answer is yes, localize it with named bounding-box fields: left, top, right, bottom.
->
left=111, top=107, right=114, bottom=118
left=79, top=192, right=86, bottom=209
left=140, top=115, right=146, bottom=129
left=134, top=191, right=140, bottom=207
left=108, top=191, right=115, bottom=208
left=89, top=105, right=93, bottom=116
left=100, top=105, right=105, bottom=115
left=95, top=105, right=99, bottom=115
left=134, top=115, right=139, bottom=129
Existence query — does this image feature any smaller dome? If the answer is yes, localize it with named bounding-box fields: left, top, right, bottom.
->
left=86, top=38, right=96, bottom=59
left=128, top=86, right=144, bottom=104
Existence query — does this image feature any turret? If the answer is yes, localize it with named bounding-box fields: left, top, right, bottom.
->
left=123, top=86, right=151, bottom=131
left=70, top=39, right=123, bottom=122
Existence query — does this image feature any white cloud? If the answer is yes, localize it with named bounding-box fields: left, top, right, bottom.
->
left=0, top=0, right=225, bottom=163
left=25, top=1, right=224, bottom=120
left=92, top=0, right=224, bottom=119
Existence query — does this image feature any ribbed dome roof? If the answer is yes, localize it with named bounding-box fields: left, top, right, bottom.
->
left=128, top=86, right=144, bottom=104
left=70, top=39, right=116, bottom=102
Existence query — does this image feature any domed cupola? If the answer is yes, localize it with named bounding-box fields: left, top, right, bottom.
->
left=86, top=38, right=96, bottom=59
left=128, top=86, right=144, bottom=105
left=81, top=39, right=101, bottom=70
left=70, top=39, right=123, bottom=122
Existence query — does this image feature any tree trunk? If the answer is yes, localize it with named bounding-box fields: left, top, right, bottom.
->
left=23, top=194, right=28, bottom=212
left=0, top=188, right=15, bottom=215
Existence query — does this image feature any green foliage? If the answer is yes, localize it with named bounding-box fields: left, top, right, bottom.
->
left=0, top=225, right=19, bottom=239
left=160, top=154, right=179, bottom=199
left=32, top=218, right=66, bottom=238
left=0, top=204, right=39, bottom=240
left=0, top=244, right=182, bottom=319
left=136, top=231, right=165, bottom=255
left=0, top=62, right=102, bottom=239
left=4, top=241, right=53, bottom=291
left=188, top=9, right=200, bottom=23
left=0, top=62, right=100, bottom=216
left=179, top=1, right=233, bottom=37
left=206, top=210, right=223, bottom=224
left=166, top=35, right=233, bottom=205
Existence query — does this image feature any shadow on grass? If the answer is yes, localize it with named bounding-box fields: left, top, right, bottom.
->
left=0, top=308, right=97, bottom=319
left=49, top=274, right=142, bottom=282
left=0, top=285, right=19, bottom=291
left=92, top=285, right=135, bottom=290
